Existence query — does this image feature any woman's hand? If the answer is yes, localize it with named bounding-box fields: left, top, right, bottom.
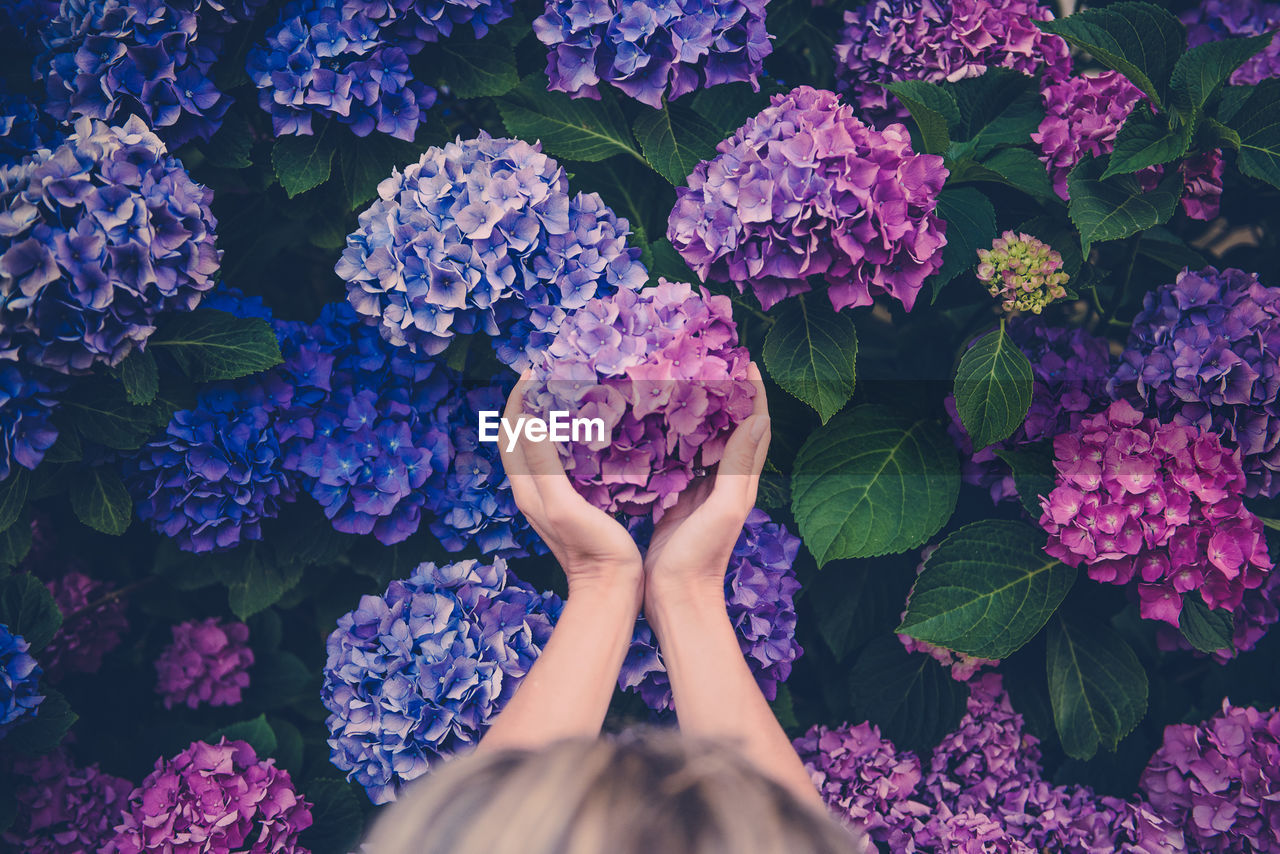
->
left=499, top=371, right=643, bottom=604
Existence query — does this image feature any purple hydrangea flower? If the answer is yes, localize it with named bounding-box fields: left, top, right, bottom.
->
left=533, top=0, right=771, bottom=109
left=946, top=318, right=1113, bottom=505
left=900, top=546, right=999, bottom=681
left=1140, top=700, right=1280, bottom=853
left=0, top=365, right=66, bottom=482
left=42, top=570, right=129, bottom=680
left=426, top=380, right=546, bottom=558
left=0, top=622, right=43, bottom=738
left=105, top=738, right=313, bottom=854
left=322, top=558, right=563, bottom=803
left=833, top=0, right=1071, bottom=125
left=1039, top=399, right=1274, bottom=628
left=1033, top=71, right=1147, bottom=200
left=669, top=86, right=949, bottom=314
left=38, top=0, right=265, bottom=147
left=524, top=280, right=755, bottom=517
left=1182, top=149, right=1225, bottom=221
left=1110, top=266, right=1280, bottom=498
left=4, top=748, right=134, bottom=854
left=0, top=116, right=220, bottom=374
left=336, top=133, right=647, bottom=370
left=619, top=509, right=802, bottom=711
left=1182, top=0, right=1280, bottom=86
left=345, top=0, right=513, bottom=43
left=153, top=618, right=254, bottom=710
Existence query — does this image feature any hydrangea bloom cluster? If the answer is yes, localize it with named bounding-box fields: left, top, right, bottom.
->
left=322, top=558, right=563, bottom=803
left=283, top=301, right=451, bottom=544
left=1109, top=266, right=1280, bottom=498
left=346, top=0, right=514, bottom=43
left=426, top=381, right=546, bottom=558
left=900, top=546, right=999, bottom=681
left=0, top=622, right=42, bottom=737
left=619, top=509, right=802, bottom=711
left=1039, top=399, right=1274, bottom=627
left=1033, top=71, right=1147, bottom=200
left=532, top=0, right=771, bottom=109
left=946, top=318, right=1113, bottom=504
left=246, top=0, right=436, bottom=140
left=1182, top=0, right=1280, bottom=86
left=832, top=0, right=1071, bottom=124
left=1140, top=700, right=1280, bottom=852
left=977, top=231, right=1069, bottom=314
left=153, top=618, right=254, bottom=710
left=42, top=570, right=129, bottom=680
left=0, top=0, right=60, bottom=38
left=525, top=280, right=755, bottom=516
left=1182, top=149, right=1226, bottom=221
left=0, top=92, right=60, bottom=166
left=38, top=0, right=265, bottom=146
left=1157, top=570, right=1280, bottom=663
left=0, top=365, right=65, bottom=482
left=4, top=748, right=134, bottom=854
left=337, top=134, right=646, bottom=370
left=105, top=738, right=313, bottom=854
left=669, top=86, right=949, bottom=314
left=0, top=116, right=220, bottom=374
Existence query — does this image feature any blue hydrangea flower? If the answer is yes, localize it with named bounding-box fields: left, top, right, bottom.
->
left=37, top=0, right=265, bottom=147
left=427, top=380, right=546, bottom=558
left=533, top=0, right=772, bottom=108
left=344, top=0, right=513, bottom=44
left=1, top=0, right=60, bottom=39
left=0, top=623, right=43, bottom=738
left=336, top=133, right=647, bottom=371
left=322, top=558, right=563, bottom=803
left=0, top=116, right=220, bottom=374
left=246, top=0, right=436, bottom=140
left=0, top=92, right=61, bottom=167
left=0, top=365, right=66, bottom=483
left=619, top=509, right=803, bottom=711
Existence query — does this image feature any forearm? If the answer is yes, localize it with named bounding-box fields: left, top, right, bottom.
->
left=477, top=580, right=639, bottom=753
left=647, top=584, right=825, bottom=809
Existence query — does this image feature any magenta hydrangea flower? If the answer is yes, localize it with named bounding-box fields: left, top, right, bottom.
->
left=670, top=86, right=948, bottom=314
left=1109, top=266, right=1280, bottom=498
left=833, top=0, right=1071, bottom=124
left=523, top=280, right=755, bottom=517
left=105, top=738, right=313, bottom=854
left=1140, top=700, right=1280, bottom=853
left=1033, top=71, right=1147, bottom=201
left=900, top=546, right=999, bottom=681
left=1038, top=399, right=1274, bottom=628
left=4, top=748, right=134, bottom=854
left=1156, top=571, right=1280, bottom=662
left=154, top=618, right=254, bottom=710
left=1182, top=0, right=1280, bottom=86
left=976, top=231, right=1069, bottom=315
left=1182, top=149, right=1225, bottom=221
left=42, top=570, right=129, bottom=680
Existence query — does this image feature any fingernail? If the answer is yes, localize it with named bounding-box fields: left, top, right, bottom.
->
left=750, top=415, right=770, bottom=441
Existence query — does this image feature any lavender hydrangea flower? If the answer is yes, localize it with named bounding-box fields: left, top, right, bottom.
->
left=1110, top=266, right=1280, bottom=498
left=833, top=0, right=1071, bottom=124
left=1140, top=700, right=1280, bottom=852
left=0, top=622, right=43, bottom=738
left=322, top=558, right=563, bottom=803
left=1182, top=0, right=1280, bottom=86
left=336, top=134, right=647, bottom=370
left=619, top=509, right=802, bottom=711
left=669, top=86, right=949, bottom=314
left=105, top=738, right=313, bottom=854
left=4, top=748, right=134, bottom=854
left=1033, top=71, right=1147, bottom=201
left=524, top=280, right=755, bottom=517
left=154, top=618, right=254, bottom=710
left=533, top=0, right=771, bottom=109
left=0, top=365, right=66, bottom=482
left=0, top=116, right=220, bottom=374
left=42, top=570, right=129, bottom=680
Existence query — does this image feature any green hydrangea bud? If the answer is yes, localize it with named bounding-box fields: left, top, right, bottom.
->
left=975, top=231, right=1069, bottom=314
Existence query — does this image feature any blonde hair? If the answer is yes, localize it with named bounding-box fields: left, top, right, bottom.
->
left=361, top=730, right=868, bottom=854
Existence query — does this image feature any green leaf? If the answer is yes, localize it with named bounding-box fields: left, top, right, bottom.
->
left=203, top=108, right=255, bottom=169
left=225, top=546, right=305, bottom=621
left=69, top=467, right=132, bottom=536
left=1102, top=107, right=1192, bottom=179
left=63, top=383, right=163, bottom=451
left=0, top=469, right=28, bottom=534
left=435, top=39, right=518, bottom=98
left=43, top=430, right=82, bottom=464
left=338, top=134, right=424, bottom=211
left=648, top=238, right=698, bottom=284
left=269, top=717, right=305, bottom=774
left=151, top=310, right=283, bottom=383
left=1067, top=156, right=1182, bottom=254
left=0, top=573, right=62, bottom=650
left=948, top=71, right=1043, bottom=157
left=118, top=348, right=159, bottom=405
left=898, top=520, right=1076, bottom=659
left=972, top=147, right=1058, bottom=202
left=246, top=651, right=314, bottom=709
left=298, top=779, right=364, bottom=854
left=808, top=554, right=916, bottom=662
left=885, top=80, right=959, bottom=154
left=499, top=76, right=641, bottom=163
left=1137, top=225, right=1208, bottom=271
left=762, top=294, right=858, bottom=424
left=848, top=635, right=971, bottom=755
left=272, top=126, right=337, bottom=197
left=210, top=714, right=278, bottom=758
left=1171, top=31, right=1276, bottom=117
left=8, top=688, right=76, bottom=755
left=1228, top=79, right=1280, bottom=190
left=1179, top=595, right=1235, bottom=654
left=0, top=511, right=32, bottom=571
left=690, top=82, right=772, bottom=136
left=927, top=186, right=997, bottom=301
left=633, top=102, right=722, bottom=185
left=791, top=405, right=960, bottom=565
left=770, top=684, right=799, bottom=731
left=1046, top=614, right=1148, bottom=760
left=953, top=324, right=1034, bottom=451
left=994, top=445, right=1056, bottom=519
left=1036, top=2, right=1186, bottom=108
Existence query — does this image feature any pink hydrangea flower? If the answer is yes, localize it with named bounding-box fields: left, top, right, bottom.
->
left=154, top=618, right=254, bottom=710
left=42, top=570, right=129, bottom=680
left=4, top=748, right=133, bottom=854
left=1033, top=72, right=1146, bottom=200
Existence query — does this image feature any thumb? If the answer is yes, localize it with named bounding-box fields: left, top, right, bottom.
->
left=712, top=413, right=770, bottom=501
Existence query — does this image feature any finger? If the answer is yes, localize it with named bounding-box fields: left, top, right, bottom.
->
left=747, top=361, right=769, bottom=420
left=499, top=370, right=532, bottom=479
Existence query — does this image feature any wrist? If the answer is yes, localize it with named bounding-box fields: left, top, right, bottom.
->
left=644, top=579, right=728, bottom=639
left=566, top=565, right=644, bottom=611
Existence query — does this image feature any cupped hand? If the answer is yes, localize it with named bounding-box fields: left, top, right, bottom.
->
left=500, top=371, right=644, bottom=602
left=642, top=362, right=771, bottom=607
